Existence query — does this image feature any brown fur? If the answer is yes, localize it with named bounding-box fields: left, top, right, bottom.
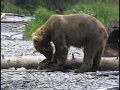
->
left=32, top=13, right=108, bottom=73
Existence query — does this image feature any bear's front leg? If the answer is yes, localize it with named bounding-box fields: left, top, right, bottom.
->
left=49, top=46, right=68, bottom=71
left=37, top=44, right=53, bottom=70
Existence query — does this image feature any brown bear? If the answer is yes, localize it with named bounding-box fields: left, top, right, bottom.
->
left=32, top=13, right=108, bottom=73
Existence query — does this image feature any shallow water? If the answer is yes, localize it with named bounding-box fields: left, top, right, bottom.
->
left=1, top=14, right=34, bottom=22
left=1, top=13, right=34, bottom=40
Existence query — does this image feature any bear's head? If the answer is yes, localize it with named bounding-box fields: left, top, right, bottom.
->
left=32, top=28, right=53, bottom=58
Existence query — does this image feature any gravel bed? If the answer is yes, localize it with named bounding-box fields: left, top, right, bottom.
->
left=1, top=40, right=34, bottom=57
left=1, top=23, right=25, bottom=32
left=1, top=40, right=83, bottom=58
left=1, top=70, right=119, bottom=90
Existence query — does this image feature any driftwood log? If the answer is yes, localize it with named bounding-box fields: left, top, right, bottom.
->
left=1, top=56, right=119, bottom=71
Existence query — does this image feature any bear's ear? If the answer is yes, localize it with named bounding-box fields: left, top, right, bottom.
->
left=32, top=34, right=43, bottom=42
left=32, top=33, right=38, bottom=41
left=32, top=36, right=39, bottom=41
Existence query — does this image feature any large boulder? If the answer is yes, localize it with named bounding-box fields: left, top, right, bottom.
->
left=103, top=19, right=119, bottom=57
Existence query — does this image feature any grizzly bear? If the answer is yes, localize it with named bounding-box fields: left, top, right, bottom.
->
left=32, top=13, right=108, bottom=73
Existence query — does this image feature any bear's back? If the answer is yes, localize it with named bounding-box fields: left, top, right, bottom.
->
left=49, top=14, right=107, bottom=46
left=50, top=13, right=105, bottom=30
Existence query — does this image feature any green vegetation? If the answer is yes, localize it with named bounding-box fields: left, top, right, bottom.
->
left=3, top=2, right=29, bottom=14
left=64, top=2, right=118, bottom=26
left=24, top=7, right=54, bottom=40
left=1, top=0, right=119, bottom=14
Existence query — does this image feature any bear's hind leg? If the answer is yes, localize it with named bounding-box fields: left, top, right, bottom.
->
left=75, top=44, right=98, bottom=73
left=92, top=47, right=104, bottom=72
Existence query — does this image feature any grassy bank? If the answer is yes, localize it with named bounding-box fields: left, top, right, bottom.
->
left=23, top=7, right=54, bottom=40
left=64, top=2, right=118, bottom=26
left=24, top=2, right=118, bottom=40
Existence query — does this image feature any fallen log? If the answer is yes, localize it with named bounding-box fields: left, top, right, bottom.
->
left=1, top=56, right=119, bottom=71
left=1, top=56, right=45, bottom=69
